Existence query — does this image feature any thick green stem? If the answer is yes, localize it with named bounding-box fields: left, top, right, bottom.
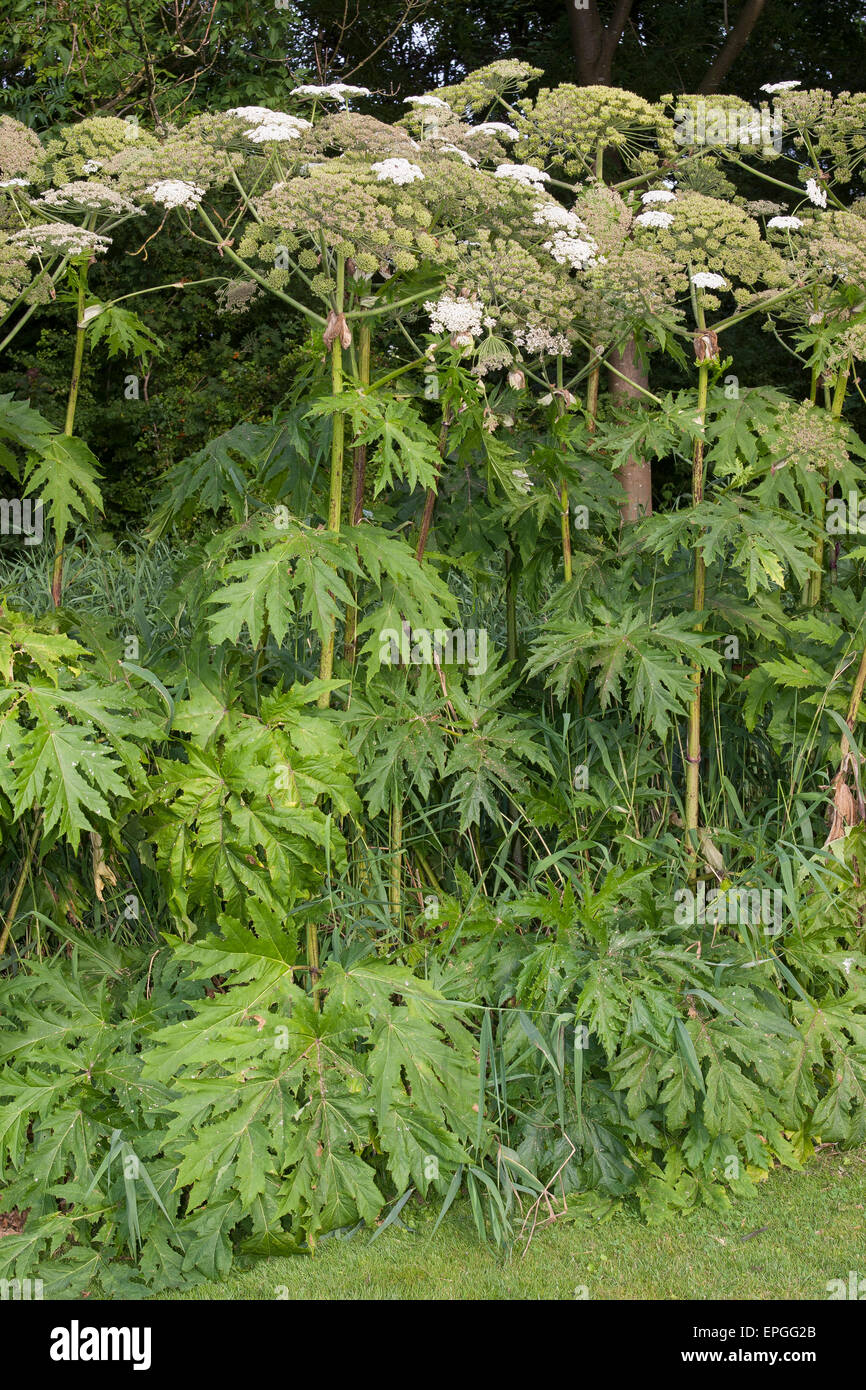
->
left=0, top=815, right=41, bottom=959
left=686, top=359, right=710, bottom=862
left=389, top=791, right=403, bottom=932
left=195, top=204, right=326, bottom=325
left=557, top=356, right=573, bottom=583
left=808, top=361, right=850, bottom=607
left=343, top=319, right=371, bottom=668
left=317, top=256, right=346, bottom=707
left=52, top=259, right=89, bottom=607
left=416, top=404, right=451, bottom=564
left=506, top=535, right=518, bottom=665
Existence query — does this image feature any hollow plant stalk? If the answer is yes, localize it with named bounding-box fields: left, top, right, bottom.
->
left=52, top=256, right=90, bottom=606
left=685, top=353, right=711, bottom=861
left=808, top=359, right=850, bottom=608
left=389, top=791, right=403, bottom=934
left=343, top=318, right=371, bottom=668
left=317, top=254, right=346, bottom=707
left=415, top=402, right=452, bottom=564
left=557, top=355, right=573, bottom=583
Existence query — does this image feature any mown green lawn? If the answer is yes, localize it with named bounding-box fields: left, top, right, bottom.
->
left=165, top=1147, right=866, bottom=1300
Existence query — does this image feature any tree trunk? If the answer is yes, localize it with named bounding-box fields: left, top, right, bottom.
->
left=609, top=338, right=651, bottom=524
left=566, top=0, right=634, bottom=85
left=697, top=0, right=769, bottom=93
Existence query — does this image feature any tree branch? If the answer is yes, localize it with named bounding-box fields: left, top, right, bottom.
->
left=697, top=0, right=770, bottom=93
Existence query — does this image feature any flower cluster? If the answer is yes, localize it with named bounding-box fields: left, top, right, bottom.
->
left=632, top=189, right=786, bottom=299
left=773, top=89, right=866, bottom=181
left=37, top=116, right=157, bottom=184
left=108, top=132, right=247, bottom=195
left=573, top=184, right=634, bottom=255
left=662, top=92, right=780, bottom=160
left=398, top=154, right=540, bottom=246
left=10, top=222, right=112, bottom=257
left=448, top=232, right=580, bottom=353
left=229, top=107, right=311, bottom=131
left=35, top=181, right=143, bottom=215
left=531, top=199, right=601, bottom=268
left=145, top=180, right=205, bottom=211
left=404, top=96, right=450, bottom=110
left=799, top=210, right=866, bottom=289
left=804, top=177, right=828, bottom=209
left=474, top=123, right=520, bottom=141
left=437, top=144, right=477, bottom=167
left=494, top=163, right=549, bottom=187
left=427, top=60, right=542, bottom=117
left=301, top=112, right=419, bottom=158
left=425, top=292, right=487, bottom=342
left=766, top=397, right=852, bottom=483
left=224, top=108, right=312, bottom=145
left=246, top=159, right=455, bottom=279
left=215, top=278, right=262, bottom=315
left=517, top=85, right=676, bottom=177
left=578, top=244, right=687, bottom=340
left=634, top=209, right=674, bottom=228
left=371, top=158, right=425, bottom=185
left=0, top=116, right=43, bottom=181
left=291, top=84, right=370, bottom=102
left=0, top=234, right=37, bottom=317
left=691, top=271, right=728, bottom=290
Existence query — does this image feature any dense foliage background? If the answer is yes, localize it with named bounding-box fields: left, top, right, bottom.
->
left=1, top=1, right=866, bottom=1296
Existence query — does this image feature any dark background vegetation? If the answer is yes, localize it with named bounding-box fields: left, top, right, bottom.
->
left=3, top=0, right=866, bottom=525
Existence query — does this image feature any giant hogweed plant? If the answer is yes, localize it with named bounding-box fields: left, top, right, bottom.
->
left=1, top=68, right=866, bottom=1287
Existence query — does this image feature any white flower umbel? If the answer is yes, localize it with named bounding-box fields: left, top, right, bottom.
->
left=247, top=122, right=301, bottom=143
left=691, top=271, right=728, bottom=290
left=532, top=201, right=588, bottom=235
left=543, top=230, right=599, bottom=270
left=36, top=182, right=143, bottom=215
left=474, top=123, right=520, bottom=140
left=425, top=293, right=486, bottom=338
left=403, top=95, right=450, bottom=109
left=767, top=215, right=803, bottom=229
left=10, top=222, right=112, bottom=257
left=514, top=324, right=571, bottom=356
left=805, top=177, right=827, bottom=208
left=634, top=209, right=675, bottom=228
left=81, top=159, right=103, bottom=174
left=228, top=107, right=311, bottom=129
left=760, top=80, right=801, bottom=93
left=371, top=157, right=425, bottom=185
left=291, top=83, right=370, bottom=101
left=641, top=189, right=676, bottom=204
left=145, top=179, right=205, bottom=210
left=494, top=163, right=549, bottom=187
left=0, top=178, right=29, bottom=188
left=438, top=144, right=478, bottom=166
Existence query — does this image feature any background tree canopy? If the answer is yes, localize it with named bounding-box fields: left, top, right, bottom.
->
left=3, top=1, right=866, bottom=126
left=3, top=3, right=866, bottom=1296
